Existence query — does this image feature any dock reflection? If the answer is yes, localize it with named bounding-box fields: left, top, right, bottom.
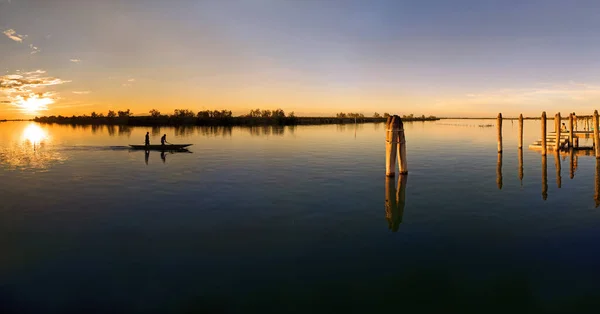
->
left=385, top=175, right=407, bottom=232
left=554, top=151, right=561, bottom=188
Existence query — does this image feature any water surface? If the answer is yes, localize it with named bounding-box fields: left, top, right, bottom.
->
left=2, top=120, right=600, bottom=313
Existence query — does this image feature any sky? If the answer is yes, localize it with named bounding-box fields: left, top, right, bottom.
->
left=2, top=0, right=600, bottom=119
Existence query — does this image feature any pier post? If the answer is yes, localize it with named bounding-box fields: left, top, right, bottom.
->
left=594, top=110, right=600, bottom=158
left=541, top=112, right=547, bottom=155
left=497, top=152, right=503, bottom=190
left=555, top=112, right=561, bottom=151
left=554, top=151, right=561, bottom=188
left=542, top=155, right=548, bottom=200
left=518, top=147, right=523, bottom=186
left=569, top=113, right=574, bottom=148
left=497, top=113, right=502, bottom=153
left=518, top=114, right=523, bottom=149
left=385, top=116, right=398, bottom=177
left=397, top=116, right=408, bottom=174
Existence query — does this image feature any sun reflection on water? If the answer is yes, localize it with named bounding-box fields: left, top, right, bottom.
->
left=22, top=123, right=48, bottom=146
left=0, top=123, right=65, bottom=171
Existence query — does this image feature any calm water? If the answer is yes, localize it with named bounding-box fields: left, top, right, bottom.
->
left=2, top=120, right=600, bottom=313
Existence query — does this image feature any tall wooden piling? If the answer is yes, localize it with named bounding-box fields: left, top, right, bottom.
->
left=542, top=155, right=548, bottom=200
left=594, top=110, right=600, bottom=158
left=397, top=117, right=408, bottom=174
left=497, top=113, right=503, bottom=153
left=385, top=116, right=398, bottom=177
left=541, top=112, right=547, bottom=155
left=518, top=114, right=523, bottom=149
left=497, top=152, right=503, bottom=190
left=569, top=113, right=574, bottom=148
left=555, top=112, right=561, bottom=151
left=554, top=151, right=561, bottom=188
left=518, top=148, right=524, bottom=185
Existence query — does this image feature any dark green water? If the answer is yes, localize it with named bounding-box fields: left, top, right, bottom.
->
left=1, top=120, right=600, bottom=313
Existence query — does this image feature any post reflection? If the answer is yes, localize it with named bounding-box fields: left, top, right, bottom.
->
left=569, top=149, right=575, bottom=179
left=595, top=159, right=600, bottom=208
left=496, top=152, right=503, bottom=190
left=385, top=175, right=407, bottom=232
left=554, top=151, right=561, bottom=188
left=542, top=154, right=548, bottom=200
left=518, top=148, right=523, bottom=186
left=145, top=150, right=149, bottom=165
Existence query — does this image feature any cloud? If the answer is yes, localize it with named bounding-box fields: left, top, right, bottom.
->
left=72, top=90, right=91, bottom=95
left=29, top=44, right=40, bottom=54
left=70, top=59, right=81, bottom=63
left=3, top=29, right=25, bottom=42
left=0, top=70, right=70, bottom=113
left=127, top=78, right=135, bottom=82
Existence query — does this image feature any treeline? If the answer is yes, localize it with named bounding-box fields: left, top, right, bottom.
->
left=337, top=112, right=437, bottom=120
left=33, top=108, right=439, bottom=126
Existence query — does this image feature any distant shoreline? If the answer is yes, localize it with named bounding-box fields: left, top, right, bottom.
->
left=30, top=116, right=440, bottom=126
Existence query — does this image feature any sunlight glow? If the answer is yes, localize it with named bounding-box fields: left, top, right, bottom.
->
left=21, top=123, right=48, bottom=145
left=13, top=94, right=53, bottom=114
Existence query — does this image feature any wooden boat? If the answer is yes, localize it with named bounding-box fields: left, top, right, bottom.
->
left=129, top=144, right=192, bottom=151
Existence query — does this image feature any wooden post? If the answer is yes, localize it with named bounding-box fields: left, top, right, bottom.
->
left=497, top=152, right=502, bottom=190
left=542, top=155, right=548, bottom=201
left=594, top=110, right=600, bottom=158
left=518, top=148, right=524, bottom=186
left=385, top=116, right=398, bottom=176
left=518, top=114, right=523, bottom=149
left=555, top=112, right=561, bottom=151
left=541, top=112, right=547, bottom=155
left=397, top=116, right=408, bottom=174
left=497, top=113, right=502, bottom=153
left=554, top=151, right=561, bottom=188
left=569, top=113, right=574, bottom=148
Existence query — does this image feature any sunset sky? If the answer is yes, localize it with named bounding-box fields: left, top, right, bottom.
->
left=3, top=0, right=600, bottom=119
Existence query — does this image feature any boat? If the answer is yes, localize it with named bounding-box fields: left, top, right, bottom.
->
left=129, top=144, right=192, bottom=151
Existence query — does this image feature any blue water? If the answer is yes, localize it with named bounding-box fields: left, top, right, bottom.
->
left=1, top=120, right=600, bottom=313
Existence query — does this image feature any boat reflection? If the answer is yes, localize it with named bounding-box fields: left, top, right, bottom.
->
left=139, top=149, right=191, bottom=165
left=385, top=174, right=407, bottom=232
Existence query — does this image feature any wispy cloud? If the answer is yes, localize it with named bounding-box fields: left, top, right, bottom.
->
left=29, top=44, right=40, bottom=54
left=70, top=59, right=81, bottom=63
left=0, top=70, right=70, bottom=113
left=72, top=90, right=91, bottom=95
left=127, top=78, right=135, bottom=82
left=3, top=29, right=25, bottom=42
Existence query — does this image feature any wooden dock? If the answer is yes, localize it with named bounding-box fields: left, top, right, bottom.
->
left=529, top=131, right=594, bottom=151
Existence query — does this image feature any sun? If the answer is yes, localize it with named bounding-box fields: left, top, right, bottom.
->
left=22, top=123, right=48, bottom=145
left=14, top=94, right=53, bottom=114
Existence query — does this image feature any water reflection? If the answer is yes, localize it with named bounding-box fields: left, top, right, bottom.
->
left=542, top=155, right=548, bottom=201
left=554, top=151, right=561, bottom=188
left=570, top=149, right=577, bottom=179
left=118, top=125, right=132, bottom=137
left=596, top=159, right=600, bottom=208
left=161, top=151, right=166, bottom=163
left=246, top=125, right=285, bottom=137
left=107, top=125, right=116, bottom=137
left=0, top=123, right=66, bottom=170
left=496, top=153, right=502, bottom=190
left=145, top=150, right=149, bottom=165
left=385, top=175, right=407, bottom=232
left=518, top=148, right=524, bottom=185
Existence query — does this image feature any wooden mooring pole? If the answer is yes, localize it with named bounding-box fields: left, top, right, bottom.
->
left=541, top=112, right=547, bottom=155
left=594, top=110, right=600, bottom=158
left=555, top=112, right=561, bottom=151
left=554, top=151, right=561, bottom=188
left=497, top=113, right=503, bottom=153
left=385, top=115, right=407, bottom=176
left=518, top=114, right=523, bottom=149
left=569, top=113, right=574, bottom=148
left=385, top=116, right=398, bottom=177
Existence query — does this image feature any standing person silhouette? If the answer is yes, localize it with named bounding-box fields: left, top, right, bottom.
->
left=161, top=134, right=167, bottom=146
left=145, top=132, right=150, bottom=146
